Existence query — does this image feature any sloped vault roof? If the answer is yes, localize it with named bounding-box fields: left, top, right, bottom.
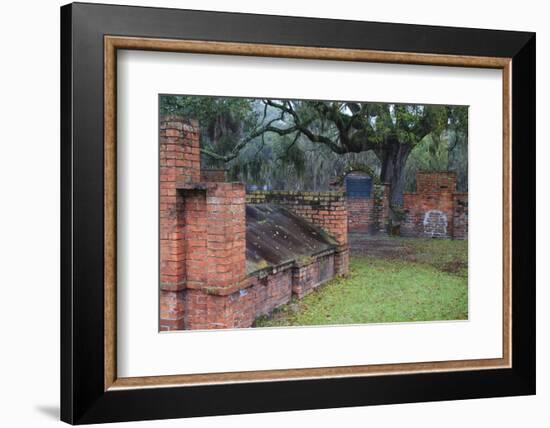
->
left=246, top=204, right=338, bottom=275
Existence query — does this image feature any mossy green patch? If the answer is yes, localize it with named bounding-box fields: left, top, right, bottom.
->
left=255, top=242, right=468, bottom=328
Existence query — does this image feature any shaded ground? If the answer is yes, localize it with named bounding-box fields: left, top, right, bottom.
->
left=349, top=234, right=468, bottom=278
left=255, top=235, right=468, bottom=327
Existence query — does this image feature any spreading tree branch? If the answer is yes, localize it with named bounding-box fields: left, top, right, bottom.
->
left=200, top=107, right=297, bottom=162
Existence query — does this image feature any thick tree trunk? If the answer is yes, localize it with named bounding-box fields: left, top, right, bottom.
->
left=379, top=141, right=412, bottom=209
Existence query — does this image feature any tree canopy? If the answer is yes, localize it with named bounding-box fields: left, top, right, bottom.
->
left=160, top=96, right=468, bottom=210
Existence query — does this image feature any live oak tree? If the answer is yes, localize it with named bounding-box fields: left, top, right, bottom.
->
left=252, top=100, right=449, bottom=209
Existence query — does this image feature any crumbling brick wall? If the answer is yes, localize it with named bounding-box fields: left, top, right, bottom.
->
left=246, top=191, right=348, bottom=244
left=246, top=190, right=349, bottom=276
left=292, top=252, right=335, bottom=298
left=346, top=183, right=390, bottom=234
left=170, top=181, right=248, bottom=330
left=159, top=116, right=201, bottom=330
left=452, top=193, right=468, bottom=240
left=200, top=168, right=227, bottom=183
left=401, top=171, right=468, bottom=239
left=160, top=115, right=349, bottom=331
left=159, top=115, right=247, bottom=331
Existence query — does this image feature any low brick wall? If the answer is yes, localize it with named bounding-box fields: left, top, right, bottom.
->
left=246, top=190, right=348, bottom=246
left=200, top=168, right=227, bottom=183
left=346, top=184, right=390, bottom=234
left=401, top=191, right=455, bottom=238
left=182, top=267, right=293, bottom=330
left=246, top=190, right=349, bottom=277
left=292, top=253, right=335, bottom=298
left=401, top=172, right=468, bottom=240
left=181, top=252, right=337, bottom=329
left=417, top=171, right=457, bottom=193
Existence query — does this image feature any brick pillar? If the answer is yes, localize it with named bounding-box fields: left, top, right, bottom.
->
left=205, top=183, right=246, bottom=293
left=328, top=195, right=349, bottom=277
left=200, top=168, right=227, bottom=182
left=183, top=182, right=246, bottom=329
left=334, top=248, right=349, bottom=277
left=158, top=114, right=247, bottom=331
left=416, top=171, right=457, bottom=193
left=452, top=193, right=468, bottom=240
left=379, top=184, right=390, bottom=234
left=159, top=116, right=200, bottom=331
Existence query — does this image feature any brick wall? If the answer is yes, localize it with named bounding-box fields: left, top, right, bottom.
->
left=198, top=268, right=296, bottom=329
left=292, top=253, right=335, bottom=298
left=346, top=183, right=390, bottom=234
left=200, top=168, right=227, bottom=182
left=416, top=171, right=457, bottom=194
left=246, top=190, right=349, bottom=277
left=452, top=193, right=468, bottom=240
left=173, top=181, right=247, bottom=330
left=401, top=171, right=468, bottom=239
left=245, top=270, right=294, bottom=326
left=159, top=115, right=248, bottom=330
left=233, top=253, right=337, bottom=327
left=346, top=198, right=372, bottom=232
left=246, top=191, right=348, bottom=246
left=159, top=116, right=201, bottom=330
left=159, top=115, right=345, bottom=331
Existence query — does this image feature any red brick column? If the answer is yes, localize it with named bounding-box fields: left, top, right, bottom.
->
left=159, top=114, right=248, bottom=331
left=452, top=193, right=468, bottom=240
left=375, top=184, right=390, bottom=234
left=416, top=171, right=457, bottom=194
left=200, top=168, right=227, bottom=182
left=205, top=183, right=246, bottom=292
left=180, top=182, right=246, bottom=329
left=159, top=116, right=200, bottom=331
left=326, top=196, right=349, bottom=277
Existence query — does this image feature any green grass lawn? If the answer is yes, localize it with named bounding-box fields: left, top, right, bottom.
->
left=254, top=238, right=468, bottom=327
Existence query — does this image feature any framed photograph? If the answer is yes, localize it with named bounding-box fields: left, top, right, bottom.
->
left=61, top=2, right=535, bottom=424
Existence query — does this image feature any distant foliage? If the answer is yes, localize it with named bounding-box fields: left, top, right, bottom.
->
left=404, top=106, right=468, bottom=192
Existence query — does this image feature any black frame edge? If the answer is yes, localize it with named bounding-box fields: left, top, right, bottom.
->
left=61, top=3, right=74, bottom=425
left=510, top=33, right=536, bottom=392
left=61, top=3, right=536, bottom=424
left=71, top=1, right=533, bottom=57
